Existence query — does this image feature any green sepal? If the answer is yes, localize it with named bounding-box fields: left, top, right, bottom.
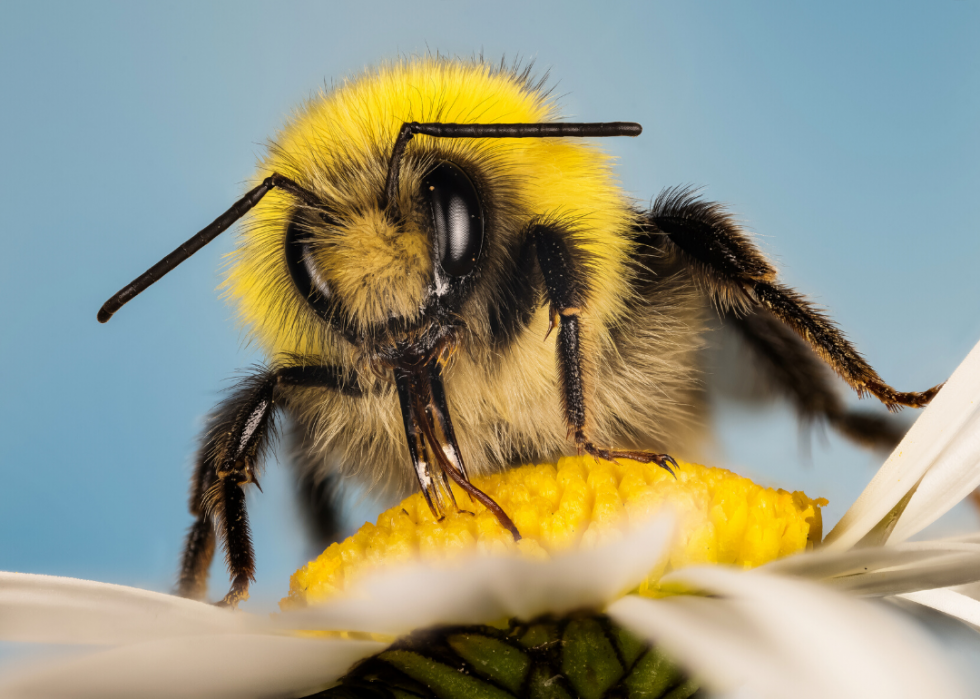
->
left=448, top=633, right=532, bottom=693
left=311, top=613, right=699, bottom=699
left=381, top=649, right=516, bottom=699
left=661, top=678, right=700, bottom=699
left=561, top=618, right=624, bottom=699
left=525, top=663, right=575, bottom=699
left=622, top=646, right=686, bottom=699
left=610, top=625, right=647, bottom=669
left=516, top=622, right=560, bottom=650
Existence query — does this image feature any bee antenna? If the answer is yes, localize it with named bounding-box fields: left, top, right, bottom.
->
left=383, top=121, right=642, bottom=209
left=98, top=174, right=321, bottom=323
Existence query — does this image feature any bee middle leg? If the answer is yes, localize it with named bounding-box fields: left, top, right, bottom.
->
left=177, top=445, right=218, bottom=601
left=532, top=222, right=678, bottom=474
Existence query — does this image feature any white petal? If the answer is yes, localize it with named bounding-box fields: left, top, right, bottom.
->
left=951, top=579, right=980, bottom=601
left=0, top=573, right=264, bottom=645
left=823, top=551, right=980, bottom=597
left=897, top=588, right=980, bottom=630
left=0, top=634, right=384, bottom=699
left=608, top=568, right=966, bottom=699
left=763, top=545, right=956, bottom=580
left=889, top=409, right=980, bottom=543
left=825, top=339, right=980, bottom=551
left=280, top=512, right=674, bottom=634
left=764, top=541, right=980, bottom=588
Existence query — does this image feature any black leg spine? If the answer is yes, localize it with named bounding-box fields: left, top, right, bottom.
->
left=556, top=314, right=587, bottom=436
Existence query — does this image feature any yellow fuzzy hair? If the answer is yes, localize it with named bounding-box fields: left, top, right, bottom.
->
left=222, top=56, right=637, bottom=365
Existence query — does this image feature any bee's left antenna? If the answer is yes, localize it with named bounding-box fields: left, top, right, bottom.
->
left=97, top=174, right=319, bottom=323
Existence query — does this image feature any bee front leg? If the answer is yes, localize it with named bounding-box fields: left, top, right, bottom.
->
left=204, top=371, right=280, bottom=608
left=532, top=223, right=678, bottom=475
left=177, top=363, right=361, bottom=607
left=213, top=473, right=255, bottom=608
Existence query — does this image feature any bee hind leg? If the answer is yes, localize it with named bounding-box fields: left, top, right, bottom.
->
left=726, top=307, right=908, bottom=451
left=641, top=186, right=942, bottom=412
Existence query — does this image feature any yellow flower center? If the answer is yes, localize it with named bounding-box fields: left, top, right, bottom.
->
left=283, top=457, right=826, bottom=609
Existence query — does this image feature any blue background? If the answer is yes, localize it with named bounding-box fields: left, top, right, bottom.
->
left=2, top=0, right=979, bottom=680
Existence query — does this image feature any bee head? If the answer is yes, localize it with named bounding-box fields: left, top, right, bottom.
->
left=283, top=157, right=487, bottom=366
left=98, top=58, right=638, bottom=372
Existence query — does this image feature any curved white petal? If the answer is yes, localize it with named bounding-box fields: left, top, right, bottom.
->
left=0, top=634, right=384, bottom=699
left=950, top=580, right=980, bottom=601
left=824, top=339, right=980, bottom=551
left=897, top=588, right=980, bottom=630
left=764, top=541, right=980, bottom=597
left=889, top=409, right=980, bottom=543
left=940, top=532, right=980, bottom=545
left=763, top=543, right=973, bottom=579
left=608, top=567, right=965, bottom=699
left=823, top=551, right=980, bottom=597
left=0, top=573, right=265, bottom=645
left=280, top=512, right=674, bottom=634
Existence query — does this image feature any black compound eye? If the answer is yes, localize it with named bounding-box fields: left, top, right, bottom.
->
left=285, top=216, right=333, bottom=319
left=422, top=161, right=484, bottom=278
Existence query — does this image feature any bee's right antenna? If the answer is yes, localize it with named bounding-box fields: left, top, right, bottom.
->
left=98, top=174, right=321, bottom=323
left=383, top=121, right=642, bottom=209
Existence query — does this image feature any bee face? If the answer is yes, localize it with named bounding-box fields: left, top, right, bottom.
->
left=283, top=157, right=489, bottom=367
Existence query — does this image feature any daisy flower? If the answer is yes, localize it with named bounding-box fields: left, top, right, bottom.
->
left=3, top=340, right=980, bottom=698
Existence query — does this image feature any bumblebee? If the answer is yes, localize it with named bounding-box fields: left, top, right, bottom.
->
left=98, top=57, right=940, bottom=606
